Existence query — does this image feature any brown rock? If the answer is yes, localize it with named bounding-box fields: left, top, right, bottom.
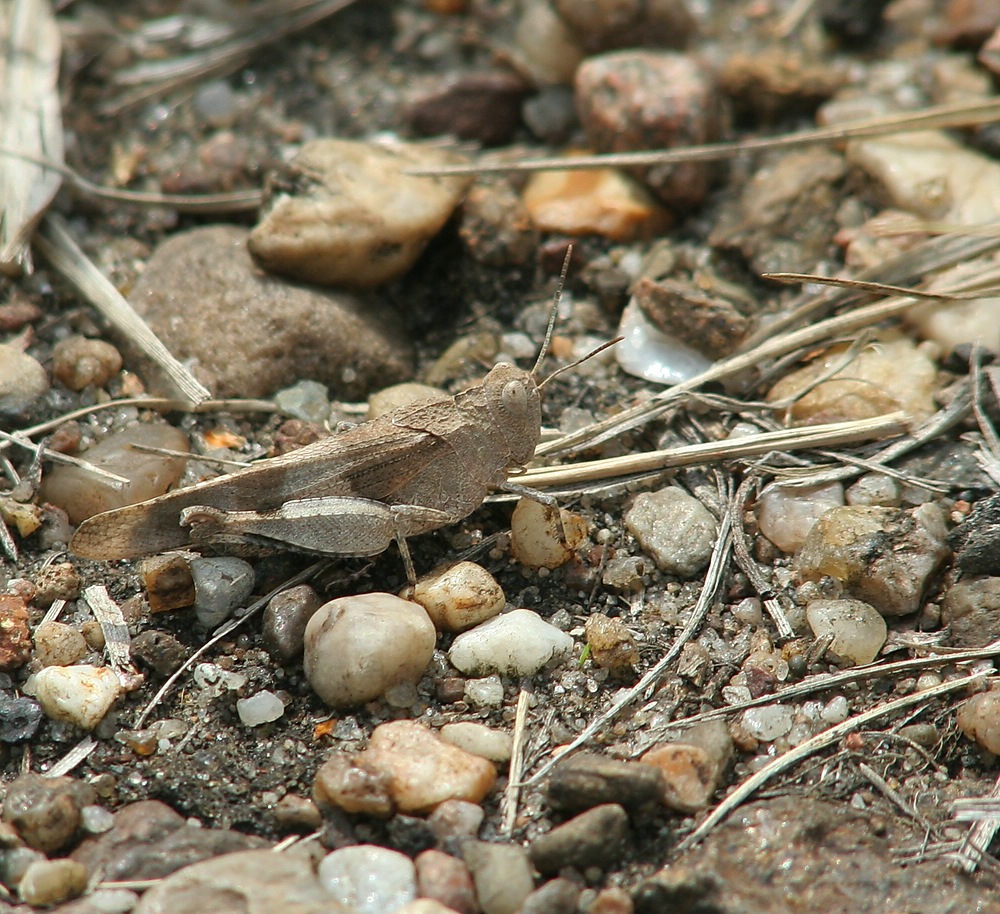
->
left=548, top=752, right=664, bottom=812
left=129, top=225, right=413, bottom=398
left=312, top=753, right=395, bottom=819
left=415, top=849, right=479, bottom=914
left=52, top=336, right=123, bottom=391
left=140, top=554, right=195, bottom=613
left=3, top=773, right=96, bottom=854
left=553, top=0, right=696, bottom=53
left=529, top=804, right=629, bottom=874
left=0, top=594, right=32, bottom=670
left=584, top=614, right=639, bottom=675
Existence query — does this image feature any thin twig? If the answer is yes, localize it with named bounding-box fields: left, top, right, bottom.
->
left=502, top=688, right=531, bottom=838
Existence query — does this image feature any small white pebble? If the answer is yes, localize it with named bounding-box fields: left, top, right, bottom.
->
left=26, top=665, right=122, bottom=730
left=318, top=845, right=417, bottom=914
left=236, top=690, right=286, bottom=727
left=807, top=599, right=887, bottom=666
left=464, top=676, right=505, bottom=708
left=449, top=610, right=574, bottom=677
left=756, top=481, right=844, bottom=553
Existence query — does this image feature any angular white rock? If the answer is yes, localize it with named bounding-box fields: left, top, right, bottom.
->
left=304, top=593, right=436, bottom=707
left=236, top=690, right=285, bottom=727
left=756, top=481, right=844, bottom=553
left=449, top=609, right=574, bottom=677
left=27, top=664, right=122, bottom=730
left=616, top=298, right=712, bottom=385
left=624, top=487, right=717, bottom=577
left=319, top=845, right=417, bottom=914
left=741, top=704, right=794, bottom=742
left=807, top=599, right=887, bottom=665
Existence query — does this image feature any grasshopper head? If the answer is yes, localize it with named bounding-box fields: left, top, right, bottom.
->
left=482, top=362, right=542, bottom=467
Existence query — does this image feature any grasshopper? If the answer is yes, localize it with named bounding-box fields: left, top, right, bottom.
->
left=70, top=274, right=610, bottom=580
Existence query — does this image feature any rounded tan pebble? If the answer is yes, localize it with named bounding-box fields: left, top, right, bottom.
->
left=755, top=481, right=844, bottom=553
left=584, top=614, right=638, bottom=673
left=958, top=691, right=1000, bottom=754
left=402, top=561, right=506, bottom=632
left=33, top=621, right=88, bottom=668
left=52, top=336, right=122, bottom=391
left=440, top=721, right=513, bottom=763
left=303, top=594, right=436, bottom=708
left=806, top=599, right=887, bottom=666
left=312, top=753, right=395, bottom=818
left=249, top=139, right=472, bottom=288
left=415, top=849, right=478, bottom=914
left=18, top=858, right=88, bottom=907
left=510, top=498, right=589, bottom=569
left=363, top=720, right=498, bottom=814
left=0, top=343, right=48, bottom=416
left=368, top=382, right=449, bottom=420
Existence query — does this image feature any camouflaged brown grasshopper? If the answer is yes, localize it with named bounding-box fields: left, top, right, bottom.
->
left=71, top=271, right=613, bottom=581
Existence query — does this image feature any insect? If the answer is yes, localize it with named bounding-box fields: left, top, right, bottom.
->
left=70, top=267, right=611, bottom=580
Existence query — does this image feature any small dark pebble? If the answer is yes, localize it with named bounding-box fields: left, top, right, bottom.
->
left=386, top=813, right=436, bottom=857
left=547, top=752, right=664, bottom=813
left=530, top=803, right=629, bottom=875
left=140, top=554, right=195, bottom=613
left=2, top=773, right=96, bottom=854
left=950, top=493, right=1000, bottom=576
left=262, top=584, right=324, bottom=664
left=130, top=630, right=188, bottom=676
left=633, top=865, right=723, bottom=914
left=32, top=562, right=81, bottom=607
left=436, top=677, right=468, bottom=704
left=271, top=794, right=322, bottom=832
left=820, top=0, right=893, bottom=42
left=0, top=693, right=43, bottom=742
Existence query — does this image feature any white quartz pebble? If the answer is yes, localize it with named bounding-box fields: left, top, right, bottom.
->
left=756, top=481, right=844, bottom=553
left=616, top=298, right=712, bottom=385
left=741, top=704, right=794, bottom=742
left=235, top=690, right=285, bottom=727
left=304, top=594, right=436, bottom=707
left=318, top=845, right=416, bottom=914
left=27, top=664, right=122, bottom=730
left=807, top=599, right=887, bottom=666
left=441, top=722, right=513, bottom=763
left=449, top=610, right=574, bottom=677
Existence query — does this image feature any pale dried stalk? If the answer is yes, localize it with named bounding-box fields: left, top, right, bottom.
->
left=953, top=773, right=1000, bottom=873
left=35, top=214, right=211, bottom=407
left=0, top=0, right=62, bottom=274
left=521, top=412, right=907, bottom=489
left=675, top=672, right=992, bottom=853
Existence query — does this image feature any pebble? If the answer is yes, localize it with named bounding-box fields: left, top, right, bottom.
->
left=80, top=804, right=115, bottom=834
left=26, top=664, right=122, bottom=730
left=519, top=878, right=581, bottom=914
left=73, top=800, right=267, bottom=882
left=584, top=614, right=638, bottom=674
left=250, top=139, right=471, bottom=288
left=360, top=720, right=497, bottom=814
left=766, top=337, right=938, bottom=425
left=408, top=71, right=530, bottom=146
left=52, top=336, right=122, bottom=391
left=510, top=498, right=590, bottom=570
left=1, top=846, right=44, bottom=890
left=415, top=849, right=478, bottom=914
left=522, top=86, right=578, bottom=143
left=2, top=773, right=95, bottom=853
left=741, top=704, right=794, bottom=742
left=368, top=382, right=449, bottom=420
left=304, top=594, right=436, bottom=707
left=639, top=720, right=733, bottom=813
left=795, top=504, right=950, bottom=616
left=521, top=166, right=671, bottom=241
left=755, top=481, right=844, bottom=554
left=129, top=225, right=413, bottom=399
left=190, top=556, right=255, bottom=628
left=548, top=752, right=664, bottom=812
left=0, top=692, right=42, bottom=741
left=449, top=609, right=574, bottom=677
left=462, top=840, right=535, bottom=914
left=428, top=800, right=485, bottom=853
left=130, top=629, right=187, bottom=676
left=272, top=794, right=322, bottom=832
left=32, top=561, right=82, bottom=606
left=0, top=594, right=32, bottom=671
left=807, top=599, right=887, bottom=665
left=530, top=803, right=629, bottom=874
left=318, top=845, right=416, bottom=914
left=402, top=561, right=506, bottom=633
left=262, top=584, right=324, bottom=663
left=131, top=848, right=332, bottom=914
left=574, top=51, right=719, bottom=208
left=943, top=576, right=1000, bottom=648
left=624, top=487, right=717, bottom=577
left=273, top=379, right=330, bottom=425
left=18, top=858, right=88, bottom=906
left=236, top=689, right=285, bottom=727
left=0, top=344, right=48, bottom=416
left=957, top=691, right=1000, bottom=754
left=458, top=179, right=539, bottom=268
left=139, top=554, right=195, bottom=613
left=845, top=473, right=901, bottom=508
left=33, top=620, right=88, bottom=667
left=552, top=0, right=696, bottom=53
left=949, top=494, right=1000, bottom=576
left=312, top=753, right=393, bottom=818
left=513, top=0, right=585, bottom=86
left=440, top=722, right=513, bottom=763
left=464, top=675, right=505, bottom=708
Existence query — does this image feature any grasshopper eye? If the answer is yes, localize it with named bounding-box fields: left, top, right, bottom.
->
left=501, top=380, right=528, bottom=415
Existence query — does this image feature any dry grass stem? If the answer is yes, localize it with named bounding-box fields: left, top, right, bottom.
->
left=82, top=585, right=137, bottom=682
left=501, top=688, right=531, bottom=838
left=0, top=0, right=62, bottom=275
left=35, top=214, right=211, bottom=407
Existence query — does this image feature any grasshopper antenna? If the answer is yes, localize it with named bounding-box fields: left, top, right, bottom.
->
left=531, top=245, right=574, bottom=379
left=537, top=336, right=623, bottom=392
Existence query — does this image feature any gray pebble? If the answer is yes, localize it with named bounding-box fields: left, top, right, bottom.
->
left=0, top=846, right=44, bottom=889
left=262, top=584, right=323, bottom=664
left=2, top=772, right=96, bottom=853
left=547, top=752, right=664, bottom=813
left=0, top=344, right=48, bottom=416
left=273, top=380, right=330, bottom=424
left=0, top=692, right=43, bottom=742
left=130, top=630, right=187, bottom=676
left=191, top=557, right=255, bottom=628
left=519, top=878, right=582, bottom=914
left=128, top=225, right=413, bottom=399
left=530, top=804, right=630, bottom=874
left=462, top=840, right=535, bottom=914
